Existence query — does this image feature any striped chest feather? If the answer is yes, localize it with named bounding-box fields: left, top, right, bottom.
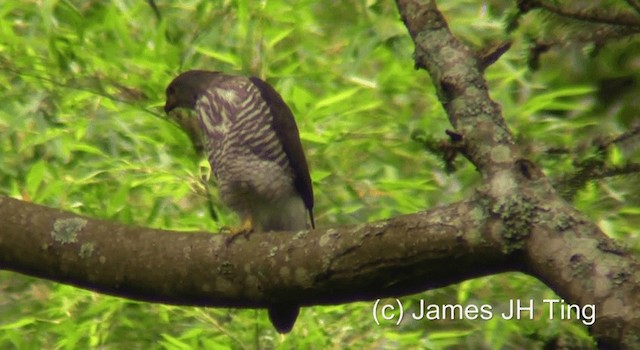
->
left=195, top=78, right=290, bottom=174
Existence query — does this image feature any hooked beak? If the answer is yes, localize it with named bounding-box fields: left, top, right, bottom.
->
left=164, top=101, right=175, bottom=114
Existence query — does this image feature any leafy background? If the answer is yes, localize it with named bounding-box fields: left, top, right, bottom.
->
left=0, top=0, right=638, bottom=349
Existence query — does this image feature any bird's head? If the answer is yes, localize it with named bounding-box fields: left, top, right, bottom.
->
left=164, top=70, right=221, bottom=113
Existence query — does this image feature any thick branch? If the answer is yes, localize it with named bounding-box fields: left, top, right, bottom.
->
left=0, top=196, right=514, bottom=308
left=396, top=1, right=640, bottom=348
left=2, top=188, right=639, bottom=347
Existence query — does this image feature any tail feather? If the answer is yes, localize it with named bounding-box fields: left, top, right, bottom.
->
left=268, top=304, right=300, bottom=334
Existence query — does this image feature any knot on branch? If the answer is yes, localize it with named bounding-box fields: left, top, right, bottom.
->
left=438, top=76, right=459, bottom=103
left=515, top=159, right=544, bottom=181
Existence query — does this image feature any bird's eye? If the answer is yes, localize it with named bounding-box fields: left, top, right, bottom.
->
left=167, top=86, right=175, bottom=95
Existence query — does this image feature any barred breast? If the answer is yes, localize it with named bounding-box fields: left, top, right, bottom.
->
left=194, top=75, right=304, bottom=232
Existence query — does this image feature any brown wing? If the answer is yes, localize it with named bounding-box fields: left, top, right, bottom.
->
left=249, top=77, right=315, bottom=229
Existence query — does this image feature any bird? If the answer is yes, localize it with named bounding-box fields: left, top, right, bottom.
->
left=164, top=70, right=314, bottom=334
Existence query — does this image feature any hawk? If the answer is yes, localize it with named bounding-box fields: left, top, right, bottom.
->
left=164, top=70, right=315, bottom=334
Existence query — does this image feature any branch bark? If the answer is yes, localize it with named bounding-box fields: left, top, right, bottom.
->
left=396, top=0, right=640, bottom=348
left=0, top=196, right=514, bottom=307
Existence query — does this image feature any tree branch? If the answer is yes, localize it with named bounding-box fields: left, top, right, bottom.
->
left=555, top=162, right=640, bottom=201
left=0, top=196, right=514, bottom=307
left=396, top=0, right=640, bottom=348
left=548, top=126, right=640, bottom=200
left=519, top=0, right=640, bottom=27
left=397, top=0, right=516, bottom=176
left=601, top=125, right=640, bottom=149
left=627, top=0, right=640, bottom=15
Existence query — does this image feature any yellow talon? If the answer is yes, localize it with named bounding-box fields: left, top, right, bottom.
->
left=220, top=217, right=254, bottom=235
left=237, top=217, right=253, bottom=233
left=222, top=217, right=254, bottom=245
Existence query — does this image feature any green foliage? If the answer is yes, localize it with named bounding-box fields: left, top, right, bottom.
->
left=0, top=0, right=638, bottom=349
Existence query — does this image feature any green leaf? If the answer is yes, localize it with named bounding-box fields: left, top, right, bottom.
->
left=266, top=28, right=294, bottom=48
left=608, top=145, right=622, bottom=166
left=159, top=334, right=192, bottom=350
left=300, top=131, right=330, bottom=144
left=25, top=160, right=46, bottom=198
left=315, top=88, right=360, bottom=109
left=194, top=46, right=241, bottom=68
left=0, top=317, right=36, bottom=330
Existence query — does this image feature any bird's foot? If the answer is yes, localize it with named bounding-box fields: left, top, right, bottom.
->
left=221, top=218, right=254, bottom=245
